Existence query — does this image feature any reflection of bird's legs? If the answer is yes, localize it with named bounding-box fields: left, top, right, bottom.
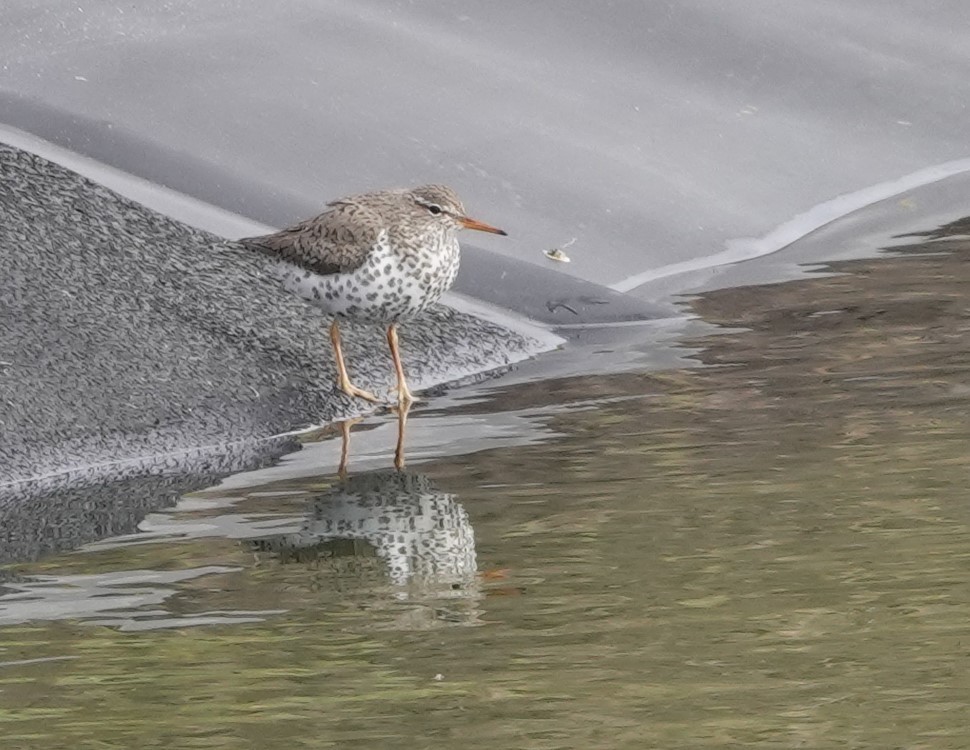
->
left=337, top=417, right=364, bottom=478
left=393, top=400, right=411, bottom=471
left=386, top=323, right=416, bottom=406
left=329, top=320, right=380, bottom=402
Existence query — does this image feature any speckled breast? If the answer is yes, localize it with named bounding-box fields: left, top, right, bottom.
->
left=279, top=234, right=460, bottom=322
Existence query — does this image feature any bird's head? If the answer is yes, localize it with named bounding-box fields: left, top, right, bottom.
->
left=408, top=184, right=507, bottom=236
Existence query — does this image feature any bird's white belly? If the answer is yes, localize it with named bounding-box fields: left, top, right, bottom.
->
left=277, top=240, right=459, bottom=322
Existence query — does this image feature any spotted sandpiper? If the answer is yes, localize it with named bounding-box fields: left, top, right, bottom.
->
left=242, top=185, right=506, bottom=405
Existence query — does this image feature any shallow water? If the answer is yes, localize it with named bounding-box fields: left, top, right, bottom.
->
left=3, top=231, right=970, bottom=748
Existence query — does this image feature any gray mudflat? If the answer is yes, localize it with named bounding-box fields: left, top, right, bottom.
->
left=0, top=145, right=545, bottom=486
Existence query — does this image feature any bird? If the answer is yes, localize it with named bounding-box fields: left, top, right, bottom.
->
left=241, top=185, right=506, bottom=405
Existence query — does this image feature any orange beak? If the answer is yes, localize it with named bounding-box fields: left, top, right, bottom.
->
left=459, top=216, right=508, bottom=236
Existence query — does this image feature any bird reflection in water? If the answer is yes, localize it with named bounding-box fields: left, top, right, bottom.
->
left=337, top=401, right=411, bottom=477
left=249, top=408, right=482, bottom=626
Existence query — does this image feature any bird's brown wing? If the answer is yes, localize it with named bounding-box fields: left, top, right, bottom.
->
left=240, top=200, right=383, bottom=276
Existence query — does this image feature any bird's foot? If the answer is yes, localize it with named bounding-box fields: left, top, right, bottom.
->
left=338, top=381, right=381, bottom=403
left=395, top=386, right=419, bottom=406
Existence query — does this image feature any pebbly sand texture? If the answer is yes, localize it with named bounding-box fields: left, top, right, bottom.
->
left=0, top=144, right=544, bottom=486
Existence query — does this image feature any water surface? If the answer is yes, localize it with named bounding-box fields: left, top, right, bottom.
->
left=3, top=231, right=970, bottom=748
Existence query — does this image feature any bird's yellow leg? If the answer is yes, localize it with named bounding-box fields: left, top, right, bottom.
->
left=386, top=323, right=416, bottom=406
left=329, top=320, right=380, bottom=402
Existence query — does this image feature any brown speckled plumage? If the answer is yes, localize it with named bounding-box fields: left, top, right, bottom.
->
left=240, top=184, right=507, bottom=406
left=242, top=185, right=467, bottom=275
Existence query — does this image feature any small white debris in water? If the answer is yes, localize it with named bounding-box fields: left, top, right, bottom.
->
left=544, top=237, right=576, bottom=263
left=74, top=76, right=88, bottom=81
left=433, top=673, right=444, bottom=681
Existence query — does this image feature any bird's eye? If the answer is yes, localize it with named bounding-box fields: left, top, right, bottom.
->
left=425, top=204, right=443, bottom=215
